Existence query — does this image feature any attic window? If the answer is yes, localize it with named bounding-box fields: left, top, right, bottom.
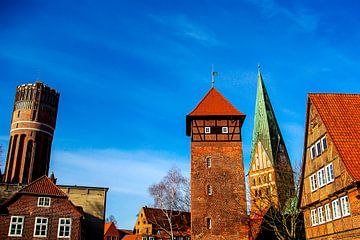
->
left=205, top=127, right=211, bottom=134
left=37, top=197, right=51, bottom=207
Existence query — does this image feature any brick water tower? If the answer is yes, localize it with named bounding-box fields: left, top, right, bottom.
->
left=186, top=86, right=248, bottom=239
left=3, top=81, right=60, bottom=184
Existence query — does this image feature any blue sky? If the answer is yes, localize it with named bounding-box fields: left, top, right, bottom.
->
left=1, top=0, right=360, bottom=229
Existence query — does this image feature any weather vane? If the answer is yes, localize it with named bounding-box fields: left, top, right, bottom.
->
left=211, top=64, right=218, bottom=87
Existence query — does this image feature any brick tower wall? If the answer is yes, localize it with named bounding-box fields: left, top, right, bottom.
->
left=3, top=82, right=59, bottom=184
left=190, top=119, right=248, bottom=240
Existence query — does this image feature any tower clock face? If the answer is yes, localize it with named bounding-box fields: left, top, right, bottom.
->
left=253, top=141, right=271, bottom=171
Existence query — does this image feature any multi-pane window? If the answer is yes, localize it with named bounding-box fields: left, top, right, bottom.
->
left=321, top=136, right=327, bottom=151
left=340, top=196, right=351, bottom=217
left=317, top=169, right=326, bottom=188
left=58, top=218, right=72, bottom=238
left=325, top=203, right=332, bottom=222
left=38, top=197, right=51, bottom=207
left=222, top=127, right=228, bottom=133
left=332, top=199, right=341, bottom=220
left=34, top=217, right=48, bottom=237
left=310, top=174, right=318, bottom=192
left=310, top=209, right=318, bottom=226
left=149, top=237, right=155, bottom=240
left=8, top=216, right=24, bottom=237
left=142, top=237, right=147, bottom=240
left=204, top=127, right=211, bottom=134
left=326, top=163, right=334, bottom=183
left=318, top=206, right=325, bottom=224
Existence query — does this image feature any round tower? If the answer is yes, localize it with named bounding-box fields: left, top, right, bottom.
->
left=3, top=81, right=60, bottom=184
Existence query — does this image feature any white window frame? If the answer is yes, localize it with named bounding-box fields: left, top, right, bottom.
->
left=37, top=197, right=51, bottom=207
left=318, top=206, right=325, bottom=224
left=310, top=145, right=316, bottom=159
left=204, top=127, right=211, bottom=134
left=316, top=140, right=321, bottom=156
left=321, top=136, right=327, bottom=152
left=206, top=157, right=211, bottom=168
left=34, top=217, right=48, bottom=237
left=340, top=195, right=351, bottom=217
left=222, top=126, right=228, bottom=133
left=142, top=237, right=147, bottom=240
left=325, top=203, right=332, bottom=222
left=8, top=216, right=24, bottom=237
left=326, top=163, right=334, bottom=183
left=149, top=237, right=155, bottom=240
left=317, top=168, right=326, bottom=188
left=310, top=209, right=318, bottom=226
left=310, top=173, right=318, bottom=192
left=57, top=218, right=72, bottom=238
left=332, top=199, right=341, bottom=220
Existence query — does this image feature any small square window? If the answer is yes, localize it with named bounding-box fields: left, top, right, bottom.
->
left=38, top=197, right=51, bottom=207
left=222, top=127, right=228, bottom=133
left=204, top=127, right=211, bottom=134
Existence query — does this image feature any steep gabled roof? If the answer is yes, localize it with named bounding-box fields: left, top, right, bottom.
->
left=18, top=175, right=67, bottom=197
left=188, top=87, right=244, bottom=116
left=143, top=206, right=190, bottom=233
left=309, top=93, right=360, bottom=180
left=250, top=69, right=291, bottom=167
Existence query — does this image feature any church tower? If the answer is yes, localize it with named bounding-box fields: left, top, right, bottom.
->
left=3, top=81, right=60, bottom=184
left=186, top=86, right=248, bottom=240
left=248, top=68, right=294, bottom=221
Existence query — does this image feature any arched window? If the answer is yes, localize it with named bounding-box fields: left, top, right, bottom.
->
left=207, top=218, right=212, bottom=229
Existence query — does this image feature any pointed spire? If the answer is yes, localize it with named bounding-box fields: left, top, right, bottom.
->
left=250, top=66, right=290, bottom=166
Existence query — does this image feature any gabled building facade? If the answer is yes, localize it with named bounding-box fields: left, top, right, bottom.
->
left=134, top=206, right=190, bottom=240
left=248, top=69, right=294, bottom=238
left=0, top=176, right=83, bottom=239
left=186, top=87, right=248, bottom=239
left=104, top=221, right=120, bottom=240
left=299, top=94, right=360, bottom=239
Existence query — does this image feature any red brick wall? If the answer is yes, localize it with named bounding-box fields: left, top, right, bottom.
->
left=191, top=140, right=248, bottom=240
left=0, top=194, right=82, bottom=239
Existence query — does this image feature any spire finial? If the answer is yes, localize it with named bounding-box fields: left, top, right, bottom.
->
left=211, top=65, right=218, bottom=87
left=258, top=64, right=261, bottom=73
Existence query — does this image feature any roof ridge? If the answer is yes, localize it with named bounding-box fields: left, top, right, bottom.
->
left=19, top=175, right=67, bottom=197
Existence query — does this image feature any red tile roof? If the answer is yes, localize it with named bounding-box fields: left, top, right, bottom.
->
left=122, top=235, right=141, bottom=240
left=104, top=222, right=112, bottom=234
left=309, top=93, right=360, bottom=180
left=18, top=175, right=67, bottom=197
left=188, top=87, right=244, bottom=116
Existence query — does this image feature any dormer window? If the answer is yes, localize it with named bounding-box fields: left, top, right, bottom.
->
left=38, top=197, right=51, bottom=207
left=205, top=127, right=211, bottom=134
left=222, top=127, right=228, bottom=133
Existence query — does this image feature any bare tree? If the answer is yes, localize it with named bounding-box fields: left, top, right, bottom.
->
left=249, top=166, right=305, bottom=240
left=106, top=215, right=117, bottom=226
left=148, top=167, right=190, bottom=240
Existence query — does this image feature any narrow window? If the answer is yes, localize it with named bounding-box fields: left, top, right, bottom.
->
left=310, top=209, right=318, bottom=226
left=258, top=176, right=261, bottom=184
left=310, top=173, right=318, bottom=192
left=264, top=175, right=267, bottom=183
left=310, top=145, right=316, bottom=159
left=207, top=185, right=213, bottom=195
left=269, top=173, right=272, bottom=181
left=204, top=127, right=211, bottom=134
left=17, top=111, right=21, bottom=118
left=206, top=157, right=211, bottom=168
left=318, top=206, right=325, bottom=224
left=325, top=203, right=332, bottom=222
left=332, top=199, right=341, bottom=220
left=321, top=136, right=327, bottom=152
left=34, top=217, right=48, bottom=237
left=253, top=178, right=256, bottom=186
left=38, top=197, right=51, bottom=207
left=340, top=196, right=350, bottom=217
left=316, top=141, right=321, bottom=156
left=326, top=163, right=334, bottom=183
left=206, top=218, right=212, bottom=229
left=255, top=190, right=258, bottom=197
left=222, top=127, right=228, bottom=133
left=8, top=216, right=24, bottom=237
left=58, top=218, right=72, bottom=238
left=317, top=168, right=326, bottom=188
left=259, top=189, right=262, bottom=197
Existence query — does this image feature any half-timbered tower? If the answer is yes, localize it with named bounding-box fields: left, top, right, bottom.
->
left=186, top=87, right=248, bottom=240
left=299, top=94, right=360, bottom=239
left=249, top=69, right=294, bottom=214
left=3, top=81, right=60, bottom=184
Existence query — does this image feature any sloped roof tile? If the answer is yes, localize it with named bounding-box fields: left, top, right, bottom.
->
left=18, top=175, right=67, bottom=197
left=310, top=93, right=360, bottom=180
